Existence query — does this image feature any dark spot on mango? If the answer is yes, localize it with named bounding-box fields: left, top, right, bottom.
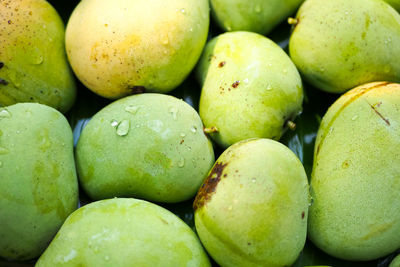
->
left=232, top=81, right=240, bottom=88
left=7, top=20, right=12, bottom=24
left=193, top=162, right=228, bottom=210
left=0, top=62, right=4, bottom=69
left=0, top=79, right=8, bottom=85
left=218, top=61, right=226, bottom=68
left=129, top=86, right=146, bottom=95
left=302, top=212, right=305, bottom=219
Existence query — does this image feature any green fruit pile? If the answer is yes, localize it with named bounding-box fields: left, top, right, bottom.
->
left=1, top=0, right=400, bottom=266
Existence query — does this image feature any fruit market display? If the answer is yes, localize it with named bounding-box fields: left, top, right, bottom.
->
left=0, top=0, right=399, bottom=266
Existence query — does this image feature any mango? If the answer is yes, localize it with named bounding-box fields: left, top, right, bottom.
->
left=194, top=138, right=309, bottom=267
left=390, top=254, right=400, bottom=267
left=197, top=31, right=303, bottom=148
left=0, top=103, right=78, bottom=260
left=0, top=0, right=76, bottom=113
left=66, top=0, right=209, bottom=98
left=36, top=198, right=210, bottom=267
left=309, top=82, right=400, bottom=260
left=76, top=93, right=214, bottom=203
left=210, top=0, right=304, bottom=35
left=289, top=0, right=400, bottom=93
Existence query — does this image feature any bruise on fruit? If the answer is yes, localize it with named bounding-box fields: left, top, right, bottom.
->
left=218, top=61, right=226, bottom=68
left=193, top=162, right=228, bottom=210
left=316, top=82, right=390, bottom=158
left=128, top=86, right=146, bottom=95
left=232, top=81, right=240, bottom=88
left=368, top=101, right=390, bottom=126
left=302, top=211, right=305, bottom=219
left=0, top=79, right=8, bottom=85
left=0, top=62, right=4, bottom=69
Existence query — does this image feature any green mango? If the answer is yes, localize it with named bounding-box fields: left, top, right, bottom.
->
left=66, top=0, right=209, bottom=98
left=0, top=103, right=78, bottom=261
left=390, top=254, right=400, bottom=267
left=36, top=198, right=211, bottom=267
left=385, top=0, right=400, bottom=12
left=0, top=0, right=76, bottom=113
left=194, top=138, right=309, bottom=267
left=210, top=0, right=304, bottom=35
left=76, top=93, right=214, bottom=203
left=289, top=0, right=400, bottom=93
left=197, top=31, right=303, bottom=148
left=309, top=82, right=400, bottom=261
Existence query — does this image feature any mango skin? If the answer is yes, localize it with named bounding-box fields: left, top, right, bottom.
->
left=0, top=103, right=78, bottom=261
left=210, top=0, right=304, bottom=35
left=309, top=82, right=400, bottom=261
left=36, top=198, right=211, bottom=267
left=66, top=0, right=209, bottom=98
left=197, top=31, right=303, bottom=148
left=76, top=93, right=214, bottom=203
left=390, top=254, right=400, bottom=267
left=0, top=0, right=76, bottom=113
left=385, top=0, right=400, bottom=12
left=289, top=0, right=400, bottom=93
left=194, top=139, right=309, bottom=267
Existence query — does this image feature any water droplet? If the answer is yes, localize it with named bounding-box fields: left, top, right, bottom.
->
left=110, top=120, right=119, bottom=128
left=169, top=107, right=178, bottom=120
left=125, top=105, right=141, bottom=114
left=178, top=157, right=185, bottom=168
left=226, top=25, right=232, bottom=31
left=189, top=27, right=193, bottom=32
left=283, top=69, right=288, bottom=74
left=252, top=178, right=256, bottom=183
left=30, top=47, right=43, bottom=65
left=93, top=246, right=99, bottom=253
left=8, top=71, right=20, bottom=88
left=328, top=127, right=334, bottom=134
left=180, top=8, right=186, bottom=14
left=351, top=115, right=358, bottom=121
left=384, top=65, right=391, bottom=73
left=190, top=126, right=197, bottom=133
left=104, top=255, right=110, bottom=261
left=266, top=84, right=273, bottom=91
left=228, top=206, right=233, bottom=211
left=16, top=130, right=20, bottom=134
left=0, top=147, right=9, bottom=154
left=42, top=24, right=47, bottom=29
left=0, top=109, right=11, bottom=118
left=243, top=78, right=249, bottom=84
left=255, top=5, right=261, bottom=13
left=161, top=35, right=169, bottom=45
left=180, top=133, right=186, bottom=137
left=320, top=67, right=325, bottom=73
left=116, top=120, right=130, bottom=136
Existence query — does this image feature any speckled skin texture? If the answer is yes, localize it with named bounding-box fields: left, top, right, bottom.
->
left=385, top=0, right=400, bottom=12
left=309, top=82, right=400, bottom=261
left=0, top=0, right=76, bottom=113
left=289, top=0, right=400, bottom=93
left=76, top=93, right=214, bottom=203
left=66, top=0, right=209, bottom=98
left=389, top=254, right=400, bottom=267
left=210, top=0, right=304, bottom=35
left=0, top=103, right=78, bottom=261
left=36, top=198, right=211, bottom=267
left=197, top=31, right=303, bottom=148
left=194, top=139, right=309, bottom=267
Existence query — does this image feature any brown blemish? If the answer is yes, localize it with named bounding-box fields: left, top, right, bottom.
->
left=0, top=62, right=4, bottom=69
left=368, top=101, right=390, bottom=126
left=7, top=20, right=11, bottom=24
left=232, top=81, right=240, bottom=88
left=208, top=54, right=216, bottom=62
left=218, top=61, right=226, bottom=68
left=316, top=82, right=390, bottom=158
left=129, top=86, right=146, bottom=95
left=0, top=79, right=8, bottom=85
left=193, top=162, right=228, bottom=210
left=301, top=212, right=305, bottom=219
left=180, top=139, right=184, bottom=144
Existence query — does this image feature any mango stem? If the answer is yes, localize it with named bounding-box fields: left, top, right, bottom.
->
left=287, top=120, right=297, bottom=131
left=288, top=17, right=298, bottom=25
left=203, top=127, right=219, bottom=134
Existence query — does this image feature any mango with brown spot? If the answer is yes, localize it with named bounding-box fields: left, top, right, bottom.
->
left=0, top=103, right=78, bottom=261
left=194, top=138, right=309, bottom=267
left=65, top=0, right=209, bottom=98
left=309, top=82, right=400, bottom=260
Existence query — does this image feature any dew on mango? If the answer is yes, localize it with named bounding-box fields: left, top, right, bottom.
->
left=124, top=105, right=142, bottom=115
left=110, top=120, right=119, bottom=128
left=0, top=109, right=11, bottom=118
left=116, top=120, right=130, bottom=136
left=0, top=146, right=10, bottom=154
